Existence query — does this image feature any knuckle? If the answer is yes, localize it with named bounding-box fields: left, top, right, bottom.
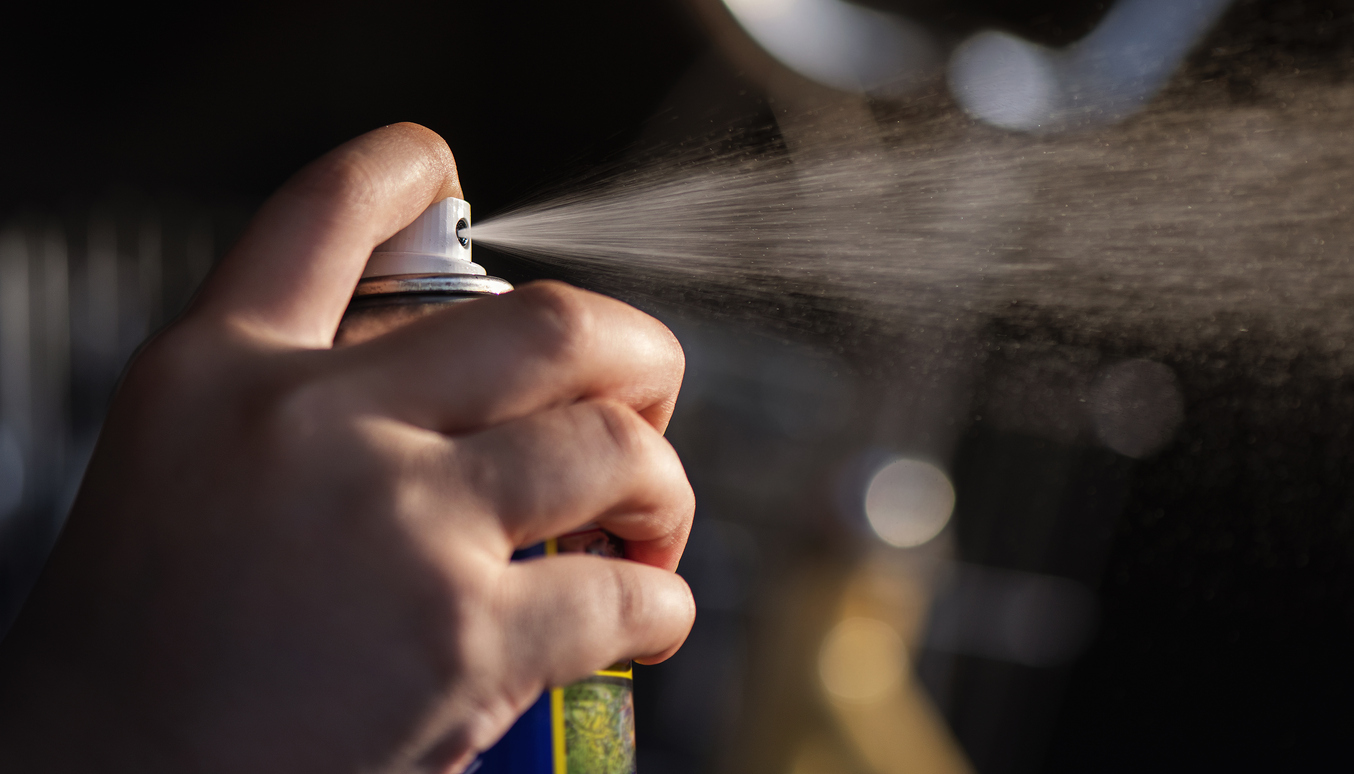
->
left=439, top=605, right=529, bottom=752
left=587, top=400, right=650, bottom=461
left=660, top=321, right=686, bottom=379
left=602, top=561, right=645, bottom=635
left=445, top=588, right=503, bottom=676
left=671, top=455, right=697, bottom=516
left=264, top=374, right=381, bottom=477
left=268, top=376, right=343, bottom=445
left=449, top=435, right=506, bottom=510
left=253, top=366, right=371, bottom=469
left=513, top=281, right=598, bottom=363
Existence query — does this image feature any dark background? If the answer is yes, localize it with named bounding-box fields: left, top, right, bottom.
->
left=0, top=1, right=703, bottom=215
left=4, top=1, right=1354, bottom=772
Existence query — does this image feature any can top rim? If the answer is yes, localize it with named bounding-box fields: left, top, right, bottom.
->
left=353, top=274, right=513, bottom=298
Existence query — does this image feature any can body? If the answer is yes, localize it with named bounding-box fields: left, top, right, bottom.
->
left=337, top=277, right=637, bottom=774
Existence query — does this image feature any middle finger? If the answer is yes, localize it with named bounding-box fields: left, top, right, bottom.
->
left=338, top=281, right=686, bottom=435
left=440, top=398, right=694, bottom=571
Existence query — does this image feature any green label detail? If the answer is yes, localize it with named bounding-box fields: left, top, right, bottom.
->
left=564, top=676, right=635, bottom=774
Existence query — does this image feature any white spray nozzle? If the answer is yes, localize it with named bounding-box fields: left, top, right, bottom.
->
left=362, top=197, right=486, bottom=278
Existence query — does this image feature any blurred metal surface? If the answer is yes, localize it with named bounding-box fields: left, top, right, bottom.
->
left=949, top=0, right=1235, bottom=130
left=698, top=0, right=1235, bottom=131
left=0, top=201, right=244, bottom=635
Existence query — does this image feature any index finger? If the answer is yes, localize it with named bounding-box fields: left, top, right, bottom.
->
left=337, top=281, right=686, bottom=434
left=192, top=123, right=461, bottom=348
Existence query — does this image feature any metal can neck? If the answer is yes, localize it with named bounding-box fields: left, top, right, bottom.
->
left=353, top=274, right=514, bottom=298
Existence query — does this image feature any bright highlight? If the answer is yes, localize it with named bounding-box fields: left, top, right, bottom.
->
left=863, top=457, right=954, bottom=548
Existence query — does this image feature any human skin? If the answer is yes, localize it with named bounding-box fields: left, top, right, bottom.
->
left=0, top=123, right=696, bottom=773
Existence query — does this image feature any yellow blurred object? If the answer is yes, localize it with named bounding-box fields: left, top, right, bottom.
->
left=818, top=617, right=906, bottom=701
left=724, top=547, right=971, bottom=774
left=788, top=734, right=865, bottom=774
left=821, top=552, right=973, bottom=774
left=824, top=681, right=971, bottom=774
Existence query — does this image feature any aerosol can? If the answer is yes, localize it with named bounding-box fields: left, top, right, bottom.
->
left=336, top=198, right=637, bottom=774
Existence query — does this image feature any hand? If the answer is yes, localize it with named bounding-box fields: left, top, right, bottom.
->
left=0, top=123, right=695, bottom=774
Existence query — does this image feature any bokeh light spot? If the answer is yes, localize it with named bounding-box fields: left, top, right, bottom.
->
left=863, top=457, right=954, bottom=548
left=818, top=617, right=905, bottom=702
left=948, top=30, right=1058, bottom=131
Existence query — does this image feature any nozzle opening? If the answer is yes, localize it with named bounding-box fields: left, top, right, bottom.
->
left=456, top=218, right=470, bottom=248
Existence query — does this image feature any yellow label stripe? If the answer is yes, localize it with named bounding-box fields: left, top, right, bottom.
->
left=551, top=686, right=566, bottom=774
left=593, top=668, right=634, bottom=679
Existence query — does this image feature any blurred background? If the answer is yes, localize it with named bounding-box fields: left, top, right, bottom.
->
left=3, top=0, right=1354, bottom=771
